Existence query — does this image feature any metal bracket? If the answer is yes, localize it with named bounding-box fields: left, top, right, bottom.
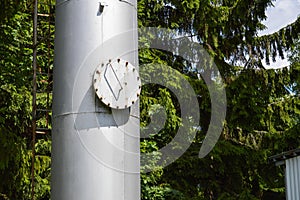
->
left=98, top=1, right=108, bottom=15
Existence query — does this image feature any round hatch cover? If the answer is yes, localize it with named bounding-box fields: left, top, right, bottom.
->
left=93, top=59, right=141, bottom=109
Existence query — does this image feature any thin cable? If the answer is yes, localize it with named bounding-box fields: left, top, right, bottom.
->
left=56, top=0, right=71, bottom=7
left=46, top=0, right=52, bottom=129
left=119, top=0, right=137, bottom=10
left=31, top=0, right=38, bottom=199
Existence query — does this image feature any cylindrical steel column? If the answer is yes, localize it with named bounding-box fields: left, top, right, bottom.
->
left=52, top=0, right=139, bottom=199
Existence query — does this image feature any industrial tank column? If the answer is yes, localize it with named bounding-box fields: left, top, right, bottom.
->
left=52, top=0, right=139, bottom=199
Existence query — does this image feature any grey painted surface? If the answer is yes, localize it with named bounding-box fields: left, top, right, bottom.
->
left=286, top=156, right=300, bottom=200
left=52, top=0, right=139, bottom=199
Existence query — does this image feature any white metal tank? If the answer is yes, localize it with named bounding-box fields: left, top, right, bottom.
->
left=52, top=0, right=140, bottom=199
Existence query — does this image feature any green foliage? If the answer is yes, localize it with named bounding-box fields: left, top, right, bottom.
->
left=138, top=1, right=300, bottom=199
left=0, top=0, right=53, bottom=199
left=254, top=16, right=300, bottom=65
left=0, top=86, right=51, bottom=199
